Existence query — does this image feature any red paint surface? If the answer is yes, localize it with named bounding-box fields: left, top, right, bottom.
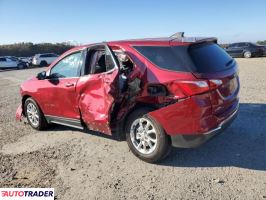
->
left=16, top=37, right=239, bottom=137
left=76, top=69, right=119, bottom=134
left=15, top=104, right=23, bottom=121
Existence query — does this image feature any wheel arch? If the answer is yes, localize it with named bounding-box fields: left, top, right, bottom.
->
left=22, top=95, right=43, bottom=116
left=40, top=60, right=48, bottom=66
left=22, top=95, right=32, bottom=115
left=114, top=102, right=157, bottom=140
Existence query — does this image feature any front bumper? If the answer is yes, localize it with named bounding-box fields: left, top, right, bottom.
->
left=170, top=107, right=238, bottom=148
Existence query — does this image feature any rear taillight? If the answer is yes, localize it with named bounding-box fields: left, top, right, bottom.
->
left=209, top=79, right=223, bottom=90
left=168, top=79, right=222, bottom=98
left=177, top=80, right=209, bottom=96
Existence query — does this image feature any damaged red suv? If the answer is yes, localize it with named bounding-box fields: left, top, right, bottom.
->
left=16, top=34, right=239, bottom=163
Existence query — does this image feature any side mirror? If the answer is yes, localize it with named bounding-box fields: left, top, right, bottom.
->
left=37, top=71, right=46, bottom=80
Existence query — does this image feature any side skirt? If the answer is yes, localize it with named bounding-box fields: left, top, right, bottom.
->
left=45, top=115, right=84, bottom=130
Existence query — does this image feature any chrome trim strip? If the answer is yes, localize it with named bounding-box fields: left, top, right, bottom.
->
left=219, top=105, right=239, bottom=127
left=45, top=115, right=81, bottom=122
left=49, top=121, right=84, bottom=130
left=202, top=106, right=238, bottom=135
left=44, top=115, right=84, bottom=130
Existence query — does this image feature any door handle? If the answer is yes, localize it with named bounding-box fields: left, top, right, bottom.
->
left=65, top=82, right=75, bottom=87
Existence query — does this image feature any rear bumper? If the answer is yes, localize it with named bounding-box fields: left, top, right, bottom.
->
left=170, top=107, right=238, bottom=148
left=149, top=94, right=218, bottom=136
left=148, top=92, right=239, bottom=148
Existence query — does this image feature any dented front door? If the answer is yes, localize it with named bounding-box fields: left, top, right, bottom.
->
left=76, top=45, right=119, bottom=135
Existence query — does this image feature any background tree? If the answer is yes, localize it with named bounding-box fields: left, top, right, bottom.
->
left=257, top=40, right=266, bottom=45
left=0, top=42, right=74, bottom=57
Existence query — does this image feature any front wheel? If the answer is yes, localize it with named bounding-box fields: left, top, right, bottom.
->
left=24, top=98, right=48, bottom=130
left=125, top=108, right=171, bottom=163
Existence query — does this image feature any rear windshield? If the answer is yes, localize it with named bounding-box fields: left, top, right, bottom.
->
left=189, top=43, right=234, bottom=73
left=133, top=43, right=234, bottom=73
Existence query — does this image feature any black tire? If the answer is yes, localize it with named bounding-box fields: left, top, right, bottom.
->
left=40, top=61, right=48, bottom=67
left=24, top=97, right=48, bottom=130
left=125, top=108, right=171, bottom=163
left=243, top=51, right=252, bottom=58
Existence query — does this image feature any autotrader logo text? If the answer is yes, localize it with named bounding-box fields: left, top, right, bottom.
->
left=0, top=188, right=54, bottom=200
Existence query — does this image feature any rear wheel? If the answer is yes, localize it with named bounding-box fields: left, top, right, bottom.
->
left=40, top=61, right=48, bottom=67
left=24, top=98, right=48, bottom=130
left=125, top=108, right=171, bottom=163
left=244, top=51, right=252, bottom=58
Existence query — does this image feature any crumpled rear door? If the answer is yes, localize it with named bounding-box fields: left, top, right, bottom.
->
left=77, top=45, right=119, bottom=135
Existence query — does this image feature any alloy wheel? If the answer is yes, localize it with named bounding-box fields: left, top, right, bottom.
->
left=130, top=117, right=157, bottom=154
left=26, top=102, right=39, bottom=127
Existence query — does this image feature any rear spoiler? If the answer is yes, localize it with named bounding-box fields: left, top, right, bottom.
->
left=169, top=32, right=217, bottom=44
left=171, top=37, right=218, bottom=44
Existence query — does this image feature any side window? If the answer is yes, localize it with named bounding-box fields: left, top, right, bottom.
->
left=238, top=43, right=245, bottom=47
left=51, top=54, right=58, bottom=57
left=105, top=47, right=115, bottom=71
left=50, top=52, right=82, bottom=78
left=47, top=53, right=56, bottom=57
left=228, top=44, right=236, bottom=48
left=0, top=58, right=6, bottom=62
left=86, top=46, right=116, bottom=75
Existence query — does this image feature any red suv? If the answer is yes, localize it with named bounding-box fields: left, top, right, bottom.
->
left=16, top=34, right=239, bottom=163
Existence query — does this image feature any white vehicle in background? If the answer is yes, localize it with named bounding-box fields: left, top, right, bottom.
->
left=0, top=56, right=26, bottom=69
left=32, top=53, right=59, bottom=67
left=19, top=57, right=32, bottom=65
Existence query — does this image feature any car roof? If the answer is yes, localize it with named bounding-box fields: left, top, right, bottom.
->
left=73, top=36, right=217, bottom=49
left=63, top=36, right=217, bottom=55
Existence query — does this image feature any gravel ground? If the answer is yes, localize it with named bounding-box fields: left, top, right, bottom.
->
left=0, top=58, right=266, bottom=200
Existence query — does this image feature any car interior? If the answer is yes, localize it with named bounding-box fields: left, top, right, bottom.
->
left=85, top=46, right=106, bottom=75
left=84, top=45, right=136, bottom=94
left=84, top=45, right=134, bottom=75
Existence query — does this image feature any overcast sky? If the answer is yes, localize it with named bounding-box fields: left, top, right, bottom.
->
left=0, top=0, right=265, bottom=44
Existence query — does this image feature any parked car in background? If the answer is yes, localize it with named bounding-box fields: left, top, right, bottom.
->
left=32, top=53, right=59, bottom=67
left=16, top=34, right=239, bottom=163
left=0, top=56, right=27, bottom=69
left=225, top=42, right=264, bottom=58
left=7, top=56, right=29, bottom=68
left=19, top=57, right=32, bottom=66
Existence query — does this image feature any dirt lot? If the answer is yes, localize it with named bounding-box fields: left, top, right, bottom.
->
left=0, top=58, right=266, bottom=200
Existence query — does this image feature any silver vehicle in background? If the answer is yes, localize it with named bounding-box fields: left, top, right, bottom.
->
left=0, top=56, right=27, bottom=69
